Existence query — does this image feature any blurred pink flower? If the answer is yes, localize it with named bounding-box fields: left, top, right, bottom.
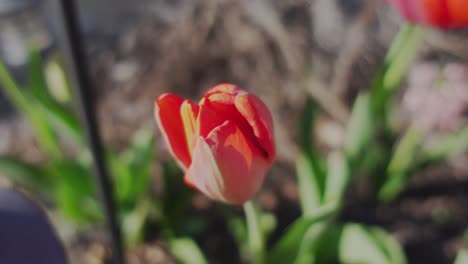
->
left=388, top=0, right=468, bottom=28
left=403, top=62, right=468, bottom=132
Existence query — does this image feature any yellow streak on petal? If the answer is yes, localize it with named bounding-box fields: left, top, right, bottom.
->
left=180, top=100, right=197, bottom=157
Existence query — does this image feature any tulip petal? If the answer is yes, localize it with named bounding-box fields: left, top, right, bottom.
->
left=391, top=0, right=427, bottom=23
left=421, top=0, right=450, bottom=27
left=186, top=121, right=270, bottom=204
left=184, top=135, right=228, bottom=203
left=204, top=83, right=241, bottom=97
left=208, top=121, right=270, bottom=204
left=234, top=92, right=275, bottom=161
left=202, top=90, right=272, bottom=160
left=447, top=0, right=468, bottom=27
left=197, top=97, right=232, bottom=139
left=154, top=93, right=191, bottom=169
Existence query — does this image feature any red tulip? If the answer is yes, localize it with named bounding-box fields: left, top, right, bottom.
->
left=154, top=84, right=275, bottom=205
left=388, top=0, right=468, bottom=28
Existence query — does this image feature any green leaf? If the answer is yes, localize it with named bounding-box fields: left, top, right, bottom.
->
left=244, top=200, right=265, bottom=264
left=122, top=200, right=150, bottom=246
left=126, top=128, right=154, bottom=199
left=44, top=55, right=71, bottom=104
left=27, top=49, right=83, bottom=144
left=344, top=93, right=373, bottom=168
left=369, top=227, right=407, bottom=264
left=0, top=156, right=50, bottom=193
left=54, top=160, right=101, bottom=223
left=260, top=212, right=277, bottom=240
left=111, top=128, right=154, bottom=206
left=0, top=56, right=60, bottom=158
left=323, top=151, right=349, bottom=205
left=454, top=249, right=468, bottom=264
left=296, top=154, right=322, bottom=214
left=371, top=24, right=425, bottom=117
left=160, top=160, right=195, bottom=237
left=169, top=238, right=208, bottom=264
left=294, top=221, right=332, bottom=264
left=422, top=126, right=468, bottom=162
left=296, top=97, right=326, bottom=215
left=108, top=149, right=133, bottom=205
left=298, top=97, right=319, bottom=157
left=338, top=223, right=406, bottom=264
left=379, top=125, right=423, bottom=201
left=267, top=203, right=337, bottom=264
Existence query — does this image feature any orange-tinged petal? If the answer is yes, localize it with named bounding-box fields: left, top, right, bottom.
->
left=203, top=90, right=271, bottom=159
left=447, top=0, right=468, bottom=27
left=203, top=83, right=241, bottom=97
left=207, top=120, right=270, bottom=204
left=197, top=97, right=231, bottom=139
left=185, top=121, right=270, bottom=204
left=234, top=92, right=275, bottom=161
left=180, top=100, right=199, bottom=156
left=184, top=135, right=228, bottom=203
left=388, top=0, right=468, bottom=28
left=154, top=93, right=191, bottom=169
left=421, top=0, right=450, bottom=27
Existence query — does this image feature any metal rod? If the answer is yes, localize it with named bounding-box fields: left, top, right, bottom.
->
left=50, top=0, right=124, bottom=263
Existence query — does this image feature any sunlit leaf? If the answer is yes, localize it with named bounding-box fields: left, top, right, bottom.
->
left=296, top=154, right=322, bottom=214
left=379, top=125, right=423, bottom=201
left=122, top=200, right=150, bottom=246
left=296, top=97, right=326, bottom=215
left=454, top=248, right=468, bottom=264
left=338, top=223, right=406, bottom=264
left=323, top=151, right=349, bottom=205
left=344, top=93, right=373, bottom=169
left=27, top=49, right=82, bottom=144
left=0, top=58, right=60, bottom=157
left=267, top=203, right=337, bottom=264
left=169, top=238, right=208, bottom=264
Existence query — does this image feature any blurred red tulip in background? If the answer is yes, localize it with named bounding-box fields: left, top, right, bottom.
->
left=154, top=84, right=275, bottom=205
left=388, top=0, right=468, bottom=28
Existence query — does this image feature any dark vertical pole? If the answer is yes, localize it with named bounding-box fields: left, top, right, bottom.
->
left=51, top=0, right=124, bottom=263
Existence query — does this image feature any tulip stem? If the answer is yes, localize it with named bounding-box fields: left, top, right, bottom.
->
left=244, top=200, right=265, bottom=264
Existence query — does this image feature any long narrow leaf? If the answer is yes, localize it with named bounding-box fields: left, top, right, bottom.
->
left=0, top=58, right=60, bottom=157
left=296, top=97, right=326, bottom=214
left=296, top=154, right=322, bottom=214
left=379, top=125, right=423, bottom=201
left=27, top=49, right=83, bottom=144
left=267, top=202, right=337, bottom=264
left=169, top=238, right=208, bottom=264
left=344, top=93, right=373, bottom=169
left=338, top=223, right=406, bottom=264
left=53, top=160, right=101, bottom=223
left=323, top=151, right=349, bottom=205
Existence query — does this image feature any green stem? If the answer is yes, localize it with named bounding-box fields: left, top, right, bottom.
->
left=244, top=200, right=265, bottom=264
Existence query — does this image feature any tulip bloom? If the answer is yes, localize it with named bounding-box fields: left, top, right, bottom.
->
left=388, top=0, right=468, bottom=28
left=154, top=84, right=275, bottom=205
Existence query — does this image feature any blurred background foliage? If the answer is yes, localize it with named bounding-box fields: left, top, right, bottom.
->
left=0, top=0, right=467, bottom=263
